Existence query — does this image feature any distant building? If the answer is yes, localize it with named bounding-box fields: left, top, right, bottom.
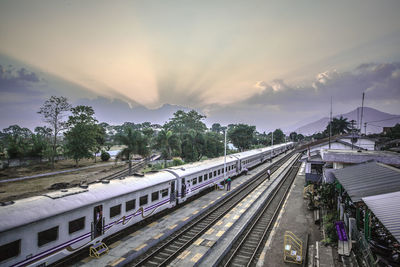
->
left=300, top=135, right=374, bottom=183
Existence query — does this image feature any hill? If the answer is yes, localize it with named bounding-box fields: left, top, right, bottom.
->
left=294, top=107, right=400, bottom=135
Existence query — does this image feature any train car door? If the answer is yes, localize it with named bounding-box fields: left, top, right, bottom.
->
left=181, top=178, right=186, bottom=199
left=170, top=181, right=177, bottom=205
left=92, top=205, right=103, bottom=239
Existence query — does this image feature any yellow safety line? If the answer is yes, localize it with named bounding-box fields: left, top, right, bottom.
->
left=191, top=253, right=203, bottom=262
left=134, top=243, right=147, bottom=251
left=169, top=224, right=178, bottom=229
left=110, top=257, right=125, bottom=266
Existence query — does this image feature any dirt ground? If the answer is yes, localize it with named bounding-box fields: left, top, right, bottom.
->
left=0, top=160, right=129, bottom=202
left=0, top=157, right=119, bottom=180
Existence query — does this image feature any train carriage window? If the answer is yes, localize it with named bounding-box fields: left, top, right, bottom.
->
left=204, top=173, right=208, bottom=180
left=69, top=217, right=85, bottom=234
left=209, top=172, right=212, bottom=178
left=140, top=195, right=148, bottom=206
left=218, top=169, right=221, bottom=175
left=126, top=199, right=136, bottom=211
left=0, top=239, right=20, bottom=262
left=110, top=204, right=121, bottom=218
left=38, top=226, right=58, bottom=247
left=192, top=178, right=197, bottom=185
left=214, top=171, right=216, bottom=176
left=161, top=189, right=169, bottom=198
left=152, top=191, right=159, bottom=202
left=222, top=168, right=224, bottom=174
left=199, top=175, right=203, bottom=183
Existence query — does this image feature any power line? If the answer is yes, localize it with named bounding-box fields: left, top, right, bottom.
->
left=366, top=116, right=400, bottom=123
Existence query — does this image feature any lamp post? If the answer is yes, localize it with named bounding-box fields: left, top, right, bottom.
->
left=223, top=129, right=227, bottom=187
left=271, top=131, right=274, bottom=159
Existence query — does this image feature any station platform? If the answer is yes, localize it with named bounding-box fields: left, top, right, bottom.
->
left=73, top=152, right=291, bottom=267
left=170, top=153, right=299, bottom=267
left=257, top=162, right=334, bottom=267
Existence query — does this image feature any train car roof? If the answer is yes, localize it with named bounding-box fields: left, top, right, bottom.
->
left=167, top=154, right=238, bottom=177
left=231, top=143, right=290, bottom=159
left=0, top=171, right=176, bottom=233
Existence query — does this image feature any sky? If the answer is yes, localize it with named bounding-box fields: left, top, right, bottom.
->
left=1, top=0, right=400, bottom=133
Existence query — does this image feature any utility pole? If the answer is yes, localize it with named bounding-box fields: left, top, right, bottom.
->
left=271, top=131, right=274, bottom=159
left=360, top=92, right=365, bottom=135
left=351, top=120, right=355, bottom=150
left=329, top=96, right=332, bottom=149
left=364, top=122, right=367, bottom=136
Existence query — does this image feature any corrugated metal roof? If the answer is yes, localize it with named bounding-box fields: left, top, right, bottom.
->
left=332, top=162, right=400, bottom=202
left=321, top=149, right=400, bottom=166
left=363, top=191, right=400, bottom=243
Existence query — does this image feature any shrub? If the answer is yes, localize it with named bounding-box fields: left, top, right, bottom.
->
left=101, top=151, right=111, bottom=162
left=172, top=158, right=184, bottom=166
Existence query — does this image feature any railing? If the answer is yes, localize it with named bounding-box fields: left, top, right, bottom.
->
left=283, top=231, right=303, bottom=264
left=350, top=219, right=376, bottom=267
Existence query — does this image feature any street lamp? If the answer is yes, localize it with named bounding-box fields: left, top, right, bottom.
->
left=223, top=129, right=227, bottom=188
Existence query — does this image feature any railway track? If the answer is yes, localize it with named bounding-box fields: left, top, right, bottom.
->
left=128, top=151, right=297, bottom=267
left=220, top=156, right=302, bottom=267
left=96, top=160, right=147, bottom=182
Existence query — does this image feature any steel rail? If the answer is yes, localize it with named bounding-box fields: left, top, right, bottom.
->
left=222, top=157, right=301, bottom=267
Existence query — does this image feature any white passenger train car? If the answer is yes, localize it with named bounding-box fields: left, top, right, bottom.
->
left=0, top=142, right=293, bottom=267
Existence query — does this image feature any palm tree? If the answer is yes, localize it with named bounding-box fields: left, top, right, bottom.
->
left=155, top=129, right=181, bottom=167
left=116, top=128, right=149, bottom=175
left=329, top=116, right=351, bottom=135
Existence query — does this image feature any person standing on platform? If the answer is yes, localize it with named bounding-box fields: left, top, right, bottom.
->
left=267, top=169, right=271, bottom=180
left=227, top=177, right=232, bottom=191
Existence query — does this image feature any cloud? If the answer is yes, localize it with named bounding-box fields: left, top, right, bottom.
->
left=202, top=62, right=400, bottom=132
left=254, top=81, right=267, bottom=91
left=244, top=62, right=400, bottom=109
left=0, top=65, right=40, bottom=88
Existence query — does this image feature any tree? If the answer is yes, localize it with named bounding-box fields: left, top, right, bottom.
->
left=211, top=123, right=223, bottom=134
left=228, top=124, right=256, bottom=151
left=273, top=129, right=285, bottom=144
left=38, top=96, right=71, bottom=168
left=297, top=134, right=305, bottom=141
left=164, top=110, right=207, bottom=136
left=64, top=105, right=98, bottom=167
left=29, top=126, right=52, bottom=161
left=388, top=123, right=400, bottom=139
left=181, top=131, right=206, bottom=162
left=289, top=132, right=298, bottom=142
left=116, top=128, right=149, bottom=174
left=155, top=129, right=181, bottom=166
left=93, top=124, right=106, bottom=163
left=325, top=116, right=350, bottom=136
left=204, top=132, right=224, bottom=158
left=2, top=125, right=32, bottom=159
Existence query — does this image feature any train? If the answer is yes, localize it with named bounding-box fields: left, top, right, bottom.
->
left=0, top=142, right=293, bottom=267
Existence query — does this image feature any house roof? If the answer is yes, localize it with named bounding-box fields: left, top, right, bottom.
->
left=298, top=136, right=365, bottom=152
left=321, top=149, right=400, bottom=166
left=363, top=191, right=400, bottom=243
left=332, top=162, right=400, bottom=202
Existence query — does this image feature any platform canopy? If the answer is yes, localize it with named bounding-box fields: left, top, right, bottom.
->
left=363, top=191, right=400, bottom=243
left=332, top=161, right=400, bottom=202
